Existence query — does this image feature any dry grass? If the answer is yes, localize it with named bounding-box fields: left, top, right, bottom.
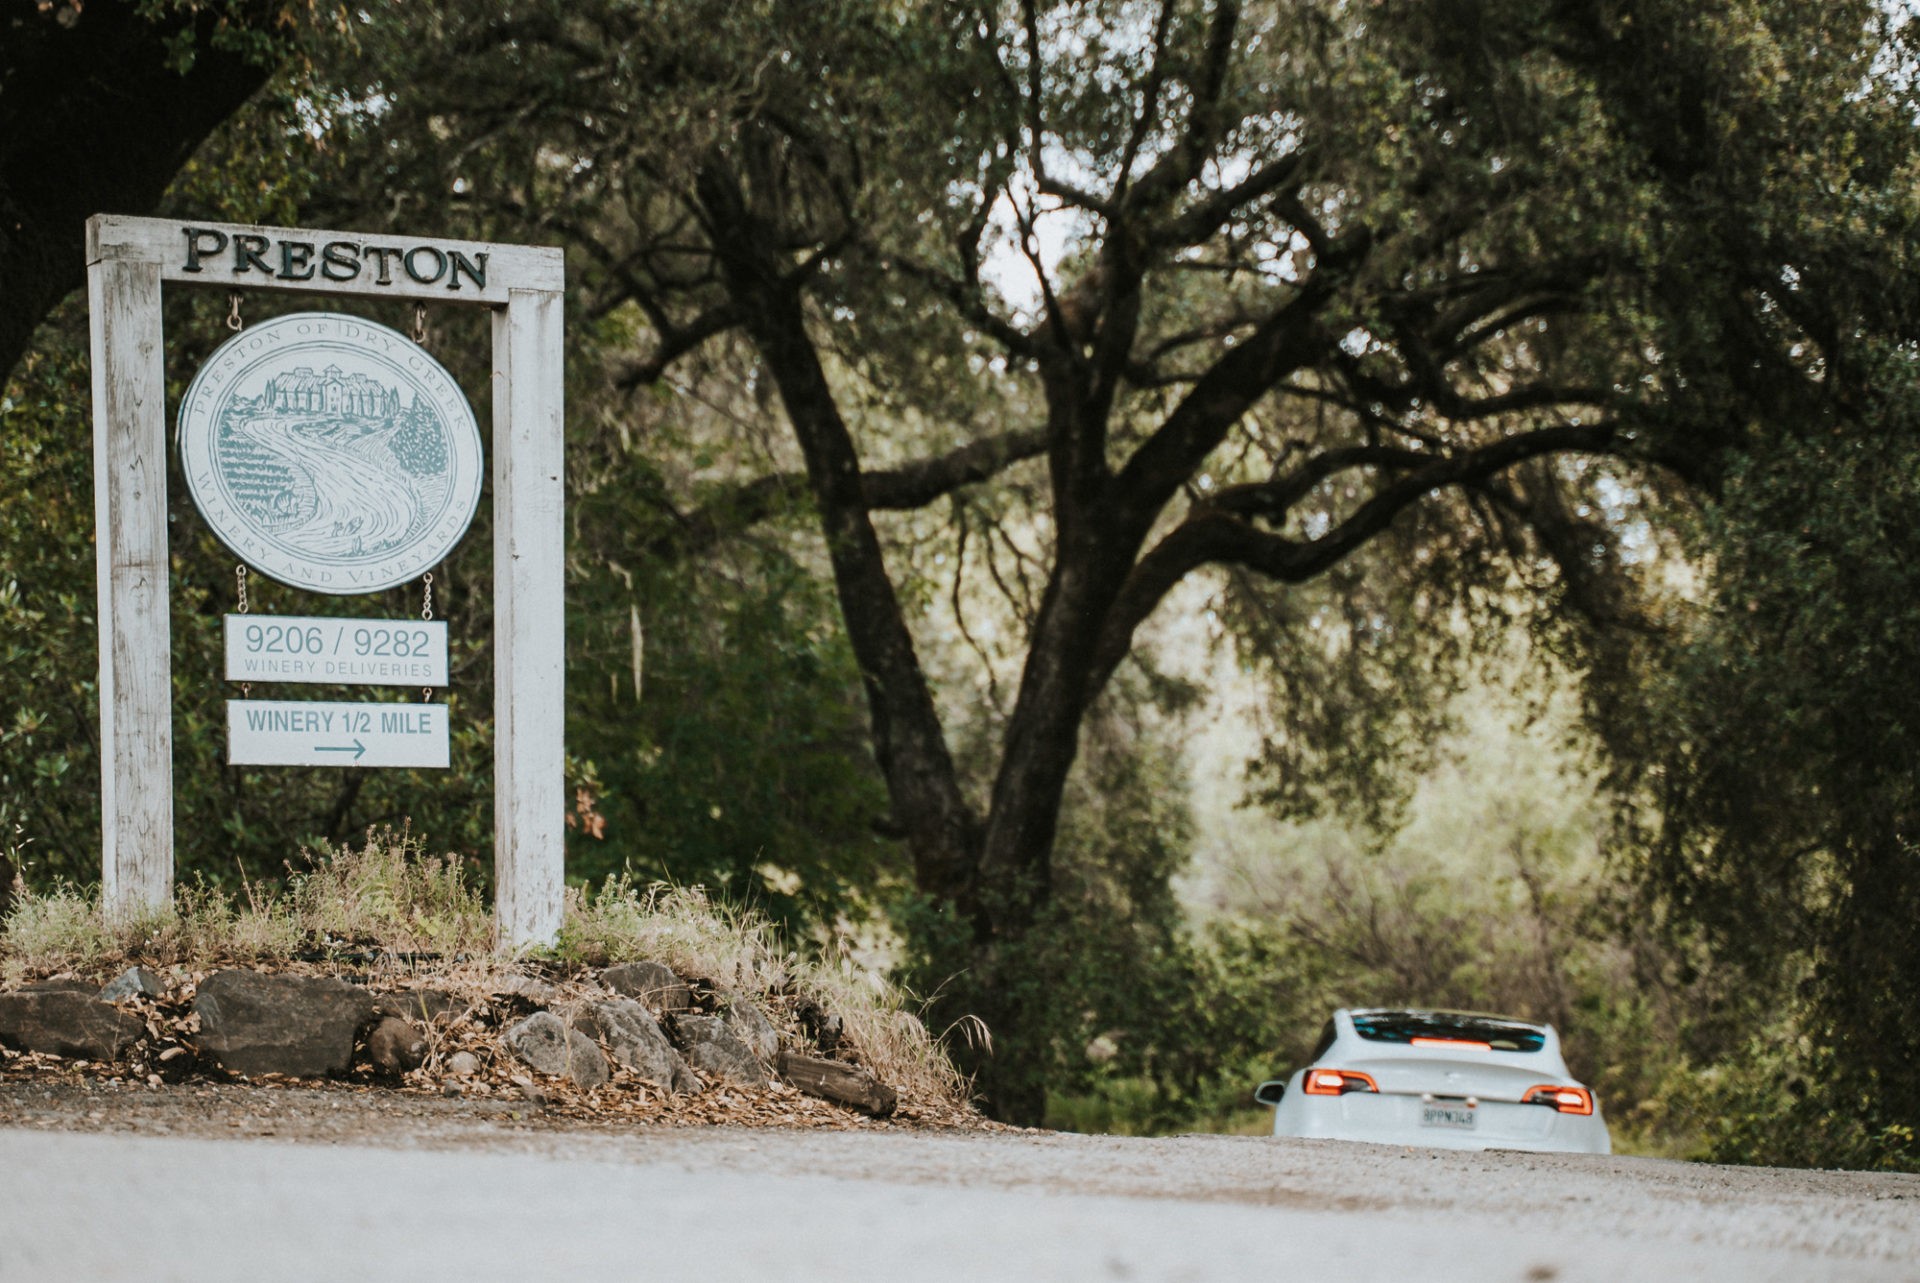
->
left=561, top=876, right=969, bottom=1107
left=559, top=876, right=787, bottom=989
left=1, top=837, right=970, bottom=1111
left=0, top=828, right=487, bottom=985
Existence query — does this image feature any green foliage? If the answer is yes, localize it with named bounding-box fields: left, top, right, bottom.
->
left=0, top=293, right=500, bottom=889
left=1543, top=2, right=1920, bottom=1163
left=1650, top=993, right=1920, bottom=1173
left=1609, top=376, right=1920, bottom=1166
left=564, top=480, right=902, bottom=935
left=899, top=703, right=1323, bottom=1128
left=0, top=332, right=97, bottom=863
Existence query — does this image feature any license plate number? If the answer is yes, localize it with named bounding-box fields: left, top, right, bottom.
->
left=1421, top=1104, right=1477, bottom=1129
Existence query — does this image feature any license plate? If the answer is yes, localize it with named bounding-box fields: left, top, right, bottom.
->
left=1421, top=1103, right=1477, bottom=1129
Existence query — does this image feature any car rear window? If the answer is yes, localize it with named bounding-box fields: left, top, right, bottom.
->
left=1350, top=1011, right=1546, bottom=1053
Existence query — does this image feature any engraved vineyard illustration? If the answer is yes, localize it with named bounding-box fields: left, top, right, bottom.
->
left=211, top=361, right=454, bottom=562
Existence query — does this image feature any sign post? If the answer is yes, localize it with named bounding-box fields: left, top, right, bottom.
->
left=86, top=214, right=567, bottom=950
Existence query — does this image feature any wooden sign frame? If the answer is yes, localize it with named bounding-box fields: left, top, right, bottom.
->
left=86, top=214, right=566, bottom=950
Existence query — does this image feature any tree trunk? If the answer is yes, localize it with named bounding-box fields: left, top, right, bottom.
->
left=698, top=159, right=982, bottom=904
left=0, top=1, right=282, bottom=382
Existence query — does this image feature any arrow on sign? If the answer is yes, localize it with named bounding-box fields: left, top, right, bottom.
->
left=315, top=739, right=368, bottom=761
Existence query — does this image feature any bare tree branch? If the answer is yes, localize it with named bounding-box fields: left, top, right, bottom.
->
left=1119, top=0, right=1242, bottom=221
left=865, top=427, right=1049, bottom=508
left=1087, top=422, right=1622, bottom=698
left=1112, top=0, right=1180, bottom=207
left=614, top=299, right=745, bottom=388
left=640, top=428, right=1048, bottom=557
left=892, top=254, right=1042, bottom=359
left=1151, top=151, right=1309, bottom=249
left=1110, top=276, right=1338, bottom=533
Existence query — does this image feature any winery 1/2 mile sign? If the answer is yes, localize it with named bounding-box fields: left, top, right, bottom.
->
left=88, top=214, right=566, bottom=948
left=178, top=311, right=480, bottom=769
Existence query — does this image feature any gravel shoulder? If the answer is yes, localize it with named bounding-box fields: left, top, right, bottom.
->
left=4, top=1080, right=1919, bottom=1281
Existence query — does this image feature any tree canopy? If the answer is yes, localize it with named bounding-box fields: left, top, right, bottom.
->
left=0, top=0, right=312, bottom=381
left=327, top=0, right=1874, bottom=1112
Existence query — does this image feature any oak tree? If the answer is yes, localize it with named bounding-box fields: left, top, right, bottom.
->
left=321, top=0, right=1920, bottom=1116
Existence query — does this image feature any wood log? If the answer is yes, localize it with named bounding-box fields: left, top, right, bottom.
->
left=777, top=1050, right=898, bottom=1117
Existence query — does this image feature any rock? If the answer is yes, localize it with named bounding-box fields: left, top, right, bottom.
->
left=445, top=1050, right=481, bottom=1079
left=193, top=971, right=376, bottom=1078
left=776, top=1050, right=898, bottom=1117
left=672, top=1063, right=704, bottom=1095
left=372, top=989, right=467, bottom=1025
left=99, top=966, right=166, bottom=1002
left=572, top=999, right=685, bottom=1091
left=504, top=1011, right=609, bottom=1089
left=724, top=999, right=781, bottom=1064
left=363, top=1015, right=427, bottom=1075
left=0, top=991, right=142, bottom=1061
left=18, top=978, right=98, bottom=996
left=495, top=973, right=560, bottom=1006
left=668, top=1012, right=768, bottom=1086
left=601, top=961, right=691, bottom=1013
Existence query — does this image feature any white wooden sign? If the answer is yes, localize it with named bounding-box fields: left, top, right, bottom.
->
left=228, top=700, right=450, bottom=768
left=224, top=616, right=449, bottom=686
left=88, top=214, right=566, bottom=950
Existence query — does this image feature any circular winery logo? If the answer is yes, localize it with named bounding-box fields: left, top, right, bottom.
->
left=178, top=313, right=483, bottom=595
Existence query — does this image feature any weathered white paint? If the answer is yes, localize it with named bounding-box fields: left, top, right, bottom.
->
left=491, top=288, right=567, bottom=952
left=88, top=215, right=562, bottom=304
left=223, top=616, right=449, bottom=687
left=227, top=700, right=450, bottom=768
left=86, top=215, right=567, bottom=948
left=88, top=255, right=173, bottom=918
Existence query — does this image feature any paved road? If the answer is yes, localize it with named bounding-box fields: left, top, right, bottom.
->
left=2, top=1091, right=1918, bottom=1281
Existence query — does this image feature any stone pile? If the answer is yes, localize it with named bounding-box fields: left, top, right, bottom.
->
left=0, top=960, right=901, bottom=1118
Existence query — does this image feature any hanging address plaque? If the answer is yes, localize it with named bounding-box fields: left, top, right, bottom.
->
left=224, top=615, right=449, bottom=686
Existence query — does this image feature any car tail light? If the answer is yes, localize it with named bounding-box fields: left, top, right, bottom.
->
left=1409, top=1037, right=1491, bottom=1050
left=1302, top=1068, right=1379, bottom=1096
left=1523, top=1084, right=1595, bottom=1115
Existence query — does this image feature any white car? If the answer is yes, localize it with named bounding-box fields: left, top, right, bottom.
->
left=1254, top=1008, right=1611, bottom=1154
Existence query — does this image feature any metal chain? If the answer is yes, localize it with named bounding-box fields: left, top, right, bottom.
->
left=227, top=293, right=244, bottom=332
left=420, top=572, right=435, bottom=703
left=235, top=565, right=251, bottom=699
left=412, top=303, right=428, bottom=345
